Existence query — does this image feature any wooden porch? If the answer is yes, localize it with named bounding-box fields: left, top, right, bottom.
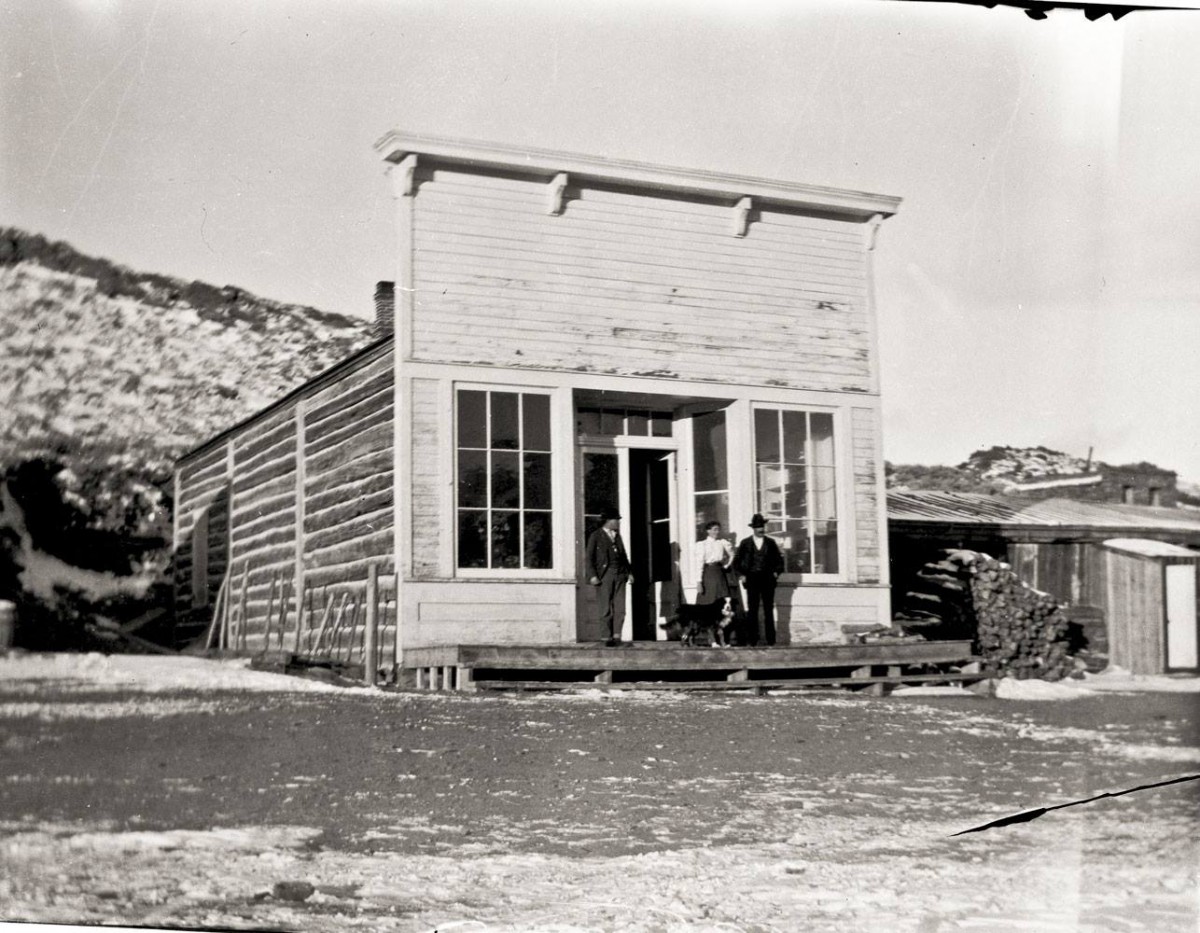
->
left=398, top=640, right=983, bottom=694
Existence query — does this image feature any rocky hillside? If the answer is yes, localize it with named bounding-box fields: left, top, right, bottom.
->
left=0, top=229, right=372, bottom=648
left=888, top=446, right=1178, bottom=494
left=1, top=229, right=371, bottom=476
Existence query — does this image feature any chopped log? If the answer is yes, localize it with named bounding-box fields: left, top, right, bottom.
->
left=364, top=563, right=379, bottom=686
left=204, top=571, right=231, bottom=651
left=262, top=573, right=278, bottom=654
left=237, top=562, right=250, bottom=652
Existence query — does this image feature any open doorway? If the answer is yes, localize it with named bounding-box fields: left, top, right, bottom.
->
left=576, top=445, right=679, bottom=642
left=628, top=449, right=677, bottom=640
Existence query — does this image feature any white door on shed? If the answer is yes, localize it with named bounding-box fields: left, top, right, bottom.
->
left=1164, top=564, right=1198, bottom=670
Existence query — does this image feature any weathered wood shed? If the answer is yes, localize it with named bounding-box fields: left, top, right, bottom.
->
left=174, top=133, right=904, bottom=674
left=887, top=491, right=1200, bottom=669
left=1102, top=538, right=1199, bottom=674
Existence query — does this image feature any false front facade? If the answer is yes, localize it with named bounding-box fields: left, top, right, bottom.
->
left=173, top=133, right=901, bottom=664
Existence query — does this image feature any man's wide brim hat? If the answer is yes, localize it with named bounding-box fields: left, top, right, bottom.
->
left=748, top=513, right=768, bottom=528
left=598, top=508, right=621, bottom=523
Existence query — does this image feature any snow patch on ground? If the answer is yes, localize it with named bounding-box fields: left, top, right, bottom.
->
left=995, top=678, right=1083, bottom=701
left=0, top=653, right=358, bottom=694
left=1077, top=668, right=1200, bottom=693
left=890, top=685, right=975, bottom=698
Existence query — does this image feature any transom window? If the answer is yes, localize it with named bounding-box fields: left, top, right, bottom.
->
left=456, top=389, right=553, bottom=571
left=753, top=408, right=838, bottom=574
left=576, top=407, right=672, bottom=438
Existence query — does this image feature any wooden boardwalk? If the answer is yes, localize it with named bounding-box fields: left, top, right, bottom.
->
left=399, top=641, right=982, bottom=694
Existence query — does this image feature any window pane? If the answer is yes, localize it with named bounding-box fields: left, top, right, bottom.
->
left=457, top=450, right=489, bottom=508
left=583, top=452, right=618, bottom=517
left=757, top=463, right=785, bottom=518
left=783, top=466, right=808, bottom=520
left=600, top=409, right=625, bottom=436
left=577, top=408, right=602, bottom=435
left=524, top=512, right=553, bottom=569
left=523, top=394, right=551, bottom=452
left=457, top=390, right=487, bottom=448
left=811, top=412, right=835, bottom=468
left=780, top=518, right=811, bottom=574
left=491, top=511, right=521, bottom=569
left=457, top=511, right=488, bottom=568
left=754, top=409, right=779, bottom=463
left=694, top=491, right=729, bottom=542
left=811, top=465, right=837, bottom=520
left=651, top=412, right=673, bottom=437
left=491, top=451, right=520, bottom=508
left=523, top=453, right=552, bottom=510
left=783, top=410, right=808, bottom=464
left=812, top=521, right=838, bottom=574
left=490, top=392, right=520, bottom=449
left=626, top=411, right=649, bottom=436
left=693, top=409, right=728, bottom=492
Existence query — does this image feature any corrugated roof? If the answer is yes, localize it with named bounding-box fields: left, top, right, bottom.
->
left=887, top=491, right=1200, bottom=532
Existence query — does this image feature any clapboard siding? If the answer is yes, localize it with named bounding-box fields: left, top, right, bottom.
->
left=851, top=407, right=882, bottom=585
left=411, top=168, right=873, bottom=391
left=410, top=378, right=441, bottom=579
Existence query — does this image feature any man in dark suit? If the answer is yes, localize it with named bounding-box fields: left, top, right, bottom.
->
left=586, top=508, right=632, bottom=646
left=734, top=513, right=785, bottom=646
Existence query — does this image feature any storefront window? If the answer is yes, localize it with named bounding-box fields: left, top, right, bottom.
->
left=457, top=389, right=553, bottom=570
left=692, top=409, right=729, bottom=542
left=753, top=408, right=838, bottom=574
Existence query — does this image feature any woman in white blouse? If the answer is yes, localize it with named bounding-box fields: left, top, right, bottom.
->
left=694, top=521, right=733, bottom=605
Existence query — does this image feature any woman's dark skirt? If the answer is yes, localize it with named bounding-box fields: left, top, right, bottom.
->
left=696, top=562, right=731, bottom=605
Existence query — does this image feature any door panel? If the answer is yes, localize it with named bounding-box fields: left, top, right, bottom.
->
left=1165, top=564, right=1198, bottom=670
left=577, top=450, right=619, bottom=642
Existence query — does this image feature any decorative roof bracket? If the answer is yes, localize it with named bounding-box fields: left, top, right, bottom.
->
left=732, top=196, right=752, bottom=237
left=547, top=172, right=569, bottom=215
left=389, top=153, right=418, bottom=198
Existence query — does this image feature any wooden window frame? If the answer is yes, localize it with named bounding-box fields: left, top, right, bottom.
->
left=750, top=402, right=847, bottom=584
left=454, top=385, right=558, bottom=579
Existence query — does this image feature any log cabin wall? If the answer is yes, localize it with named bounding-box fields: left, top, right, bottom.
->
left=174, top=341, right=395, bottom=652
left=174, top=442, right=231, bottom=625
left=302, top=348, right=395, bottom=593
left=408, top=165, right=875, bottom=393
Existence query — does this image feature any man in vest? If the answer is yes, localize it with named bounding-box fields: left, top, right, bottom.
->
left=734, top=513, right=785, bottom=646
left=586, top=508, right=632, bottom=646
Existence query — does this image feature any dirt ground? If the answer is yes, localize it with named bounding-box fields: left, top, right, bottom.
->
left=0, top=657, right=1197, bottom=932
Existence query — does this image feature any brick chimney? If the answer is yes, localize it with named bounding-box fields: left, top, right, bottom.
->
left=373, top=281, right=395, bottom=338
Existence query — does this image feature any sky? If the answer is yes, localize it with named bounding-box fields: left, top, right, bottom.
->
left=3, top=0, right=1199, bottom=480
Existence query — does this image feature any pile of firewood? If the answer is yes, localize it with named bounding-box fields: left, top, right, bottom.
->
left=900, top=549, right=1073, bottom=681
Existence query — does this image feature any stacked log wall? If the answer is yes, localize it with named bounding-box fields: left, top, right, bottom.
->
left=174, top=341, right=396, bottom=657
left=173, top=443, right=231, bottom=622
left=229, top=405, right=298, bottom=652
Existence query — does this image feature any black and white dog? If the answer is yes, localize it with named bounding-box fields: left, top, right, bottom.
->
left=677, top=597, right=737, bottom=647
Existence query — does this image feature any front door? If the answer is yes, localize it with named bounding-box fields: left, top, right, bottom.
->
left=576, top=446, right=678, bottom=641
left=1165, top=563, right=1199, bottom=671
